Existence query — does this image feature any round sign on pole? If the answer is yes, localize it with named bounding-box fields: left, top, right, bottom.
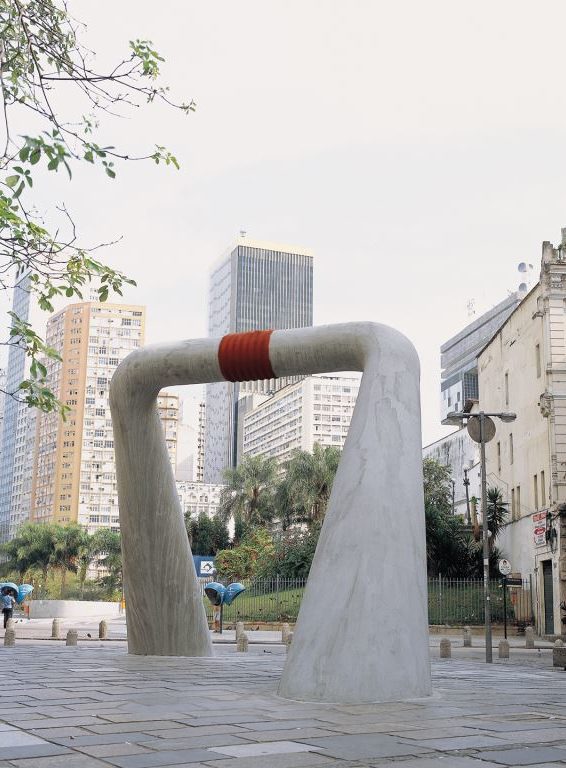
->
left=467, top=415, right=496, bottom=443
left=498, top=558, right=512, bottom=576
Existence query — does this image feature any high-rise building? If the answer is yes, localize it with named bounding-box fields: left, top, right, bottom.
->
left=156, top=391, right=179, bottom=474
left=204, top=237, right=314, bottom=482
left=31, top=301, right=145, bottom=533
left=440, top=293, right=524, bottom=424
left=243, top=375, right=360, bottom=465
left=0, top=274, right=37, bottom=542
left=196, top=401, right=206, bottom=483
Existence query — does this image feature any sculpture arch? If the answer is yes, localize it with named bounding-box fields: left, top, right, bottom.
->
left=110, top=322, right=431, bottom=703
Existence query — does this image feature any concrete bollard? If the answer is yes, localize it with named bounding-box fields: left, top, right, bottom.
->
left=4, top=628, right=15, bottom=647
left=285, top=631, right=294, bottom=654
left=51, top=618, right=60, bottom=640
left=66, top=629, right=78, bottom=647
left=236, top=632, right=248, bottom=652
left=5, top=618, right=14, bottom=630
left=235, top=621, right=244, bottom=641
left=439, top=638, right=451, bottom=658
left=555, top=639, right=564, bottom=648
left=525, top=626, right=535, bottom=649
left=463, top=627, right=472, bottom=647
left=99, top=620, right=108, bottom=640
left=498, top=639, right=510, bottom=659
left=281, top=623, right=291, bottom=643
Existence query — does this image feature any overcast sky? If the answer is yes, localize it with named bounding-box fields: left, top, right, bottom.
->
left=10, top=1, right=566, bottom=445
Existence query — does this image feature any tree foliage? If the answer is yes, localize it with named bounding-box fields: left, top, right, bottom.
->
left=185, top=512, right=229, bottom=556
left=278, top=444, right=340, bottom=528
left=423, top=458, right=508, bottom=578
left=1, top=521, right=122, bottom=597
left=219, top=455, right=278, bottom=538
left=0, top=0, right=192, bottom=413
left=214, top=528, right=274, bottom=581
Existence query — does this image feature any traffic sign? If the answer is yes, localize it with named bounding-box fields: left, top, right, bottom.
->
left=498, top=558, right=512, bottom=576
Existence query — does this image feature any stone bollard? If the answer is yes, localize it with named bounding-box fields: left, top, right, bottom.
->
left=463, top=627, right=472, bottom=647
left=498, top=639, right=510, bottom=659
left=439, top=638, right=451, bottom=658
left=66, top=629, right=78, bottom=647
left=5, top=618, right=14, bottom=630
left=3, top=628, right=15, bottom=647
left=236, top=632, right=249, bottom=652
left=285, top=631, right=294, bottom=654
left=235, top=621, right=244, bottom=641
left=281, top=623, right=290, bottom=643
left=555, top=639, right=564, bottom=648
left=99, top=620, right=108, bottom=640
left=51, top=618, right=60, bottom=640
left=525, top=626, right=535, bottom=649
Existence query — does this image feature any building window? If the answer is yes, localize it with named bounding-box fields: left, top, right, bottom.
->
left=534, top=474, right=538, bottom=510
left=516, top=485, right=521, bottom=519
left=497, top=441, right=501, bottom=474
left=541, top=470, right=546, bottom=507
left=505, top=372, right=509, bottom=407
left=535, top=344, right=541, bottom=379
left=511, top=487, right=516, bottom=520
left=509, top=433, right=513, bottom=465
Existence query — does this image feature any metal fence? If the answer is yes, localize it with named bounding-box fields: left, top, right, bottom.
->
left=200, top=575, right=535, bottom=627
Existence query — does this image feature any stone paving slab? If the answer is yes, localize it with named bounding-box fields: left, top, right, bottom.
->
left=3, top=645, right=566, bottom=766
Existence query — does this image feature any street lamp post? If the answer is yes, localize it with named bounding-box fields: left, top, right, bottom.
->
left=447, top=409, right=516, bottom=663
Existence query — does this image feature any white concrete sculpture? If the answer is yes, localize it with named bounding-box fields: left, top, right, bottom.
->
left=110, top=322, right=431, bottom=702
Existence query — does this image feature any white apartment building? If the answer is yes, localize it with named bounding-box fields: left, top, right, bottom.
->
left=243, top=375, right=360, bottom=464
left=176, top=481, right=224, bottom=519
left=479, top=229, right=566, bottom=636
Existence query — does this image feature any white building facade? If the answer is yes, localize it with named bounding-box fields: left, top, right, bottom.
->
left=479, top=229, right=566, bottom=636
left=243, top=375, right=360, bottom=464
left=422, top=429, right=480, bottom=519
left=176, top=481, right=224, bottom=519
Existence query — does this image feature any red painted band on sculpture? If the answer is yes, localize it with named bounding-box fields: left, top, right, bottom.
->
left=218, top=330, right=276, bottom=382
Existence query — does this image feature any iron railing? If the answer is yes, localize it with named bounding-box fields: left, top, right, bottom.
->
left=199, top=575, right=535, bottom=627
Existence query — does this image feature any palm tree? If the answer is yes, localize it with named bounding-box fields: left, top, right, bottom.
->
left=1, top=522, right=57, bottom=583
left=219, top=455, right=278, bottom=536
left=91, top=529, right=122, bottom=597
left=486, top=486, right=509, bottom=551
left=281, top=444, right=341, bottom=527
left=51, top=524, right=89, bottom=597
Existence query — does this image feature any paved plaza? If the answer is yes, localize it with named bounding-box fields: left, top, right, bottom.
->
left=0, top=630, right=565, bottom=768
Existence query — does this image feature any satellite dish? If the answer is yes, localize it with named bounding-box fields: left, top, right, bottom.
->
left=518, top=282, right=528, bottom=292
left=518, top=262, right=527, bottom=272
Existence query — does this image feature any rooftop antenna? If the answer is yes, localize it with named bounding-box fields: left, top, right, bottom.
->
left=239, top=229, right=247, bottom=239
left=467, top=299, right=476, bottom=317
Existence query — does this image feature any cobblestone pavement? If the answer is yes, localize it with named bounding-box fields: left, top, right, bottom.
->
left=0, top=643, right=566, bottom=767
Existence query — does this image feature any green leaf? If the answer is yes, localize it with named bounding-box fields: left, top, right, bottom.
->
left=19, top=147, right=29, bottom=162
left=47, top=158, right=58, bottom=171
left=105, top=168, right=116, bottom=179
left=30, top=148, right=41, bottom=165
left=6, top=175, right=19, bottom=188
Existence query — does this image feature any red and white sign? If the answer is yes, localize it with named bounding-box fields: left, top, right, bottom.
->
left=533, top=511, right=546, bottom=546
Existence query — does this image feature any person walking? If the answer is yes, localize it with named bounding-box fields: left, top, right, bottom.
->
left=1, top=589, right=15, bottom=629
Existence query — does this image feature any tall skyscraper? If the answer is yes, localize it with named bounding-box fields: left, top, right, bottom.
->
left=204, top=237, right=314, bottom=482
left=31, top=301, right=146, bottom=533
left=0, top=274, right=37, bottom=542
